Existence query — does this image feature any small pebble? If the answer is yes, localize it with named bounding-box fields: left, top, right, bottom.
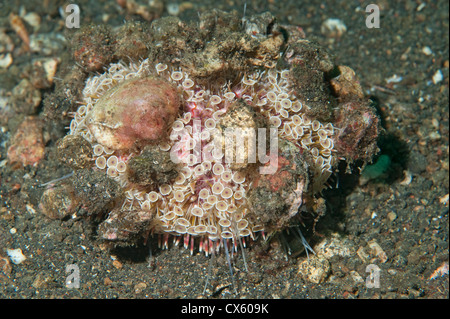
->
left=167, top=3, right=180, bottom=16
left=357, top=246, right=370, bottom=263
left=104, top=277, right=113, bottom=286
left=385, top=74, right=403, bottom=84
left=7, top=116, right=44, bottom=166
left=439, top=194, right=449, bottom=205
left=422, top=46, right=432, bottom=56
left=387, top=211, right=397, bottom=222
left=432, top=69, right=443, bottom=84
left=368, top=239, right=388, bottom=263
left=7, top=248, right=26, bottom=264
left=315, top=233, right=355, bottom=259
left=388, top=269, right=397, bottom=275
left=29, top=32, right=66, bottom=55
left=23, top=12, right=41, bottom=32
left=298, top=255, right=331, bottom=284
left=350, top=270, right=364, bottom=283
left=26, top=204, right=37, bottom=215
left=399, top=170, right=413, bottom=185
left=134, top=282, right=147, bottom=294
left=0, top=53, right=13, bottom=68
left=0, top=255, right=12, bottom=275
left=112, top=260, right=123, bottom=269
left=321, top=18, right=347, bottom=38
left=429, top=131, right=441, bottom=141
left=416, top=2, right=426, bottom=11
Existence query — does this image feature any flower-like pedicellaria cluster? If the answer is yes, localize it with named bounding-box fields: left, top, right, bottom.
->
left=67, top=58, right=338, bottom=254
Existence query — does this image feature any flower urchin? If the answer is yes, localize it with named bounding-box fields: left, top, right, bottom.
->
left=68, top=58, right=338, bottom=255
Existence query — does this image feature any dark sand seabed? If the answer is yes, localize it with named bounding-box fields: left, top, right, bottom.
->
left=0, top=0, right=448, bottom=300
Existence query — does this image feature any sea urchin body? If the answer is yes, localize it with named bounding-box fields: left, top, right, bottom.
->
left=68, top=58, right=338, bottom=255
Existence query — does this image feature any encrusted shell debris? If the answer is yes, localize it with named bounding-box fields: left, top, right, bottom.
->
left=85, top=77, right=180, bottom=150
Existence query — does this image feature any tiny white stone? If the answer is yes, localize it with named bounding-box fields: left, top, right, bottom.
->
left=7, top=248, right=27, bottom=264
left=399, top=170, right=413, bottom=185
left=416, top=2, right=426, bottom=11
left=432, top=69, right=443, bottom=84
left=23, top=12, right=41, bottom=32
left=439, top=193, right=449, bottom=205
left=422, top=46, right=432, bottom=56
left=385, top=74, right=403, bottom=84
left=350, top=270, right=364, bottom=283
left=0, top=159, right=7, bottom=168
left=167, top=3, right=180, bottom=16
left=0, top=53, right=13, bottom=69
left=321, top=18, right=347, bottom=37
left=26, top=204, right=36, bottom=214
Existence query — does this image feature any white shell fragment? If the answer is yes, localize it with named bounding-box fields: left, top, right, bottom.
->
left=7, top=248, right=27, bottom=264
